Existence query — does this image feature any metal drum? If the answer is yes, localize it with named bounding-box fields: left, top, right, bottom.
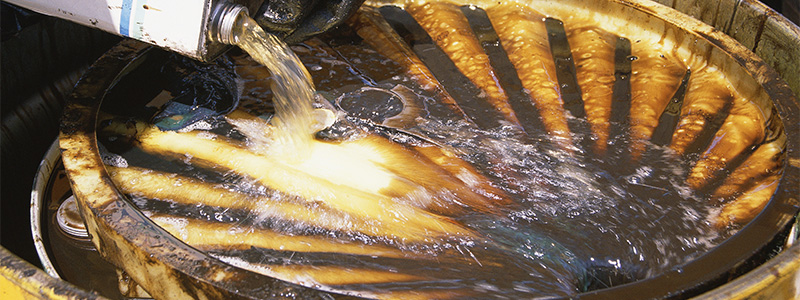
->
left=9, top=0, right=799, bottom=299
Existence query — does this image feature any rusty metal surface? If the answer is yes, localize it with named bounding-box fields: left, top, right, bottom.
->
left=664, top=1, right=800, bottom=297
left=0, top=247, right=107, bottom=300
left=650, top=0, right=800, bottom=100
left=698, top=241, right=800, bottom=299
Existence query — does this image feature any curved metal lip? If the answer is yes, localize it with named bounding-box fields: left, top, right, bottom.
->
left=0, top=247, right=107, bottom=300
left=30, top=140, right=63, bottom=279
left=58, top=1, right=800, bottom=299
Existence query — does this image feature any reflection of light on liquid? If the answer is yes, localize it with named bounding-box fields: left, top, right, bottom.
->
left=233, top=15, right=317, bottom=161
left=101, top=5, right=782, bottom=297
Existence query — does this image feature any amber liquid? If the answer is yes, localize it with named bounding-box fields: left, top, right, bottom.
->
left=232, top=15, right=317, bottom=159
left=96, top=2, right=784, bottom=298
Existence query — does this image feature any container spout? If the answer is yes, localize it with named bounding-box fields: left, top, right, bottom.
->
left=3, top=0, right=260, bottom=61
left=208, top=2, right=250, bottom=45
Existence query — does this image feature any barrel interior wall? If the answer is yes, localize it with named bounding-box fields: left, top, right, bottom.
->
left=653, top=0, right=800, bottom=98
left=541, top=0, right=777, bottom=107
left=372, top=0, right=790, bottom=104
left=0, top=7, right=120, bottom=266
left=396, top=0, right=779, bottom=114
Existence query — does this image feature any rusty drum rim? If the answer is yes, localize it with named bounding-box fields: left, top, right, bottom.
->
left=59, top=1, right=799, bottom=299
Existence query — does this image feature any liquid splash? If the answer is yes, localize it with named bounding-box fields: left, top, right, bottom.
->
left=217, top=15, right=723, bottom=296
left=94, top=4, right=770, bottom=298
left=232, top=15, right=317, bottom=159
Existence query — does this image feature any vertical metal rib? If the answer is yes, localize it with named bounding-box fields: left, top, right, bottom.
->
left=695, top=141, right=761, bottom=195
left=683, top=99, right=733, bottom=158
left=608, top=37, right=632, bottom=144
left=460, top=6, right=546, bottom=136
left=651, top=69, right=691, bottom=146
left=379, top=6, right=504, bottom=130
left=545, top=18, right=585, bottom=120
left=545, top=17, right=597, bottom=153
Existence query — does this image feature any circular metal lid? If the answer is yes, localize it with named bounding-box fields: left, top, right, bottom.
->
left=56, top=195, right=89, bottom=239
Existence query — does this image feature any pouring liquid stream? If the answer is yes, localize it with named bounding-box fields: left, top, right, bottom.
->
left=232, top=15, right=317, bottom=160
left=226, top=16, right=430, bottom=230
